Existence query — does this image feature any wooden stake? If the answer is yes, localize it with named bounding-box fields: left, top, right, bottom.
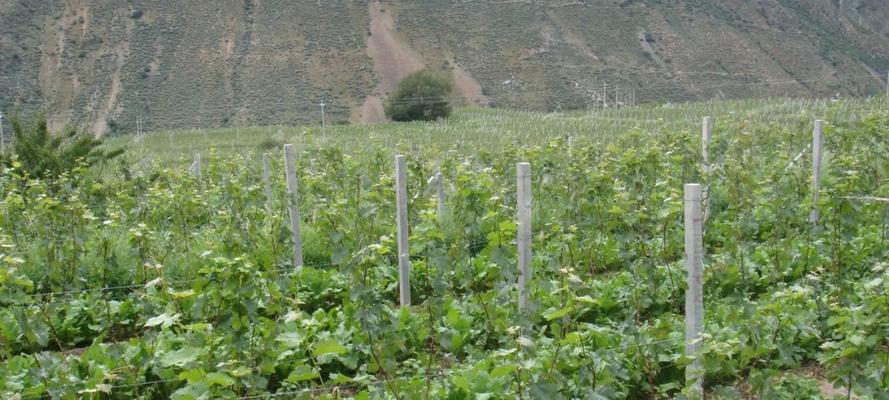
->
left=262, top=153, right=273, bottom=213
left=394, top=155, right=411, bottom=307
left=283, top=144, right=304, bottom=268
left=516, top=162, right=532, bottom=311
left=810, top=120, right=824, bottom=226
left=684, top=183, right=704, bottom=398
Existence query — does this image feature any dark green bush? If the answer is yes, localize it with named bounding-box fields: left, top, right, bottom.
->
left=3, top=113, right=123, bottom=180
left=384, top=69, right=453, bottom=122
left=257, top=137, right=283, bottom=150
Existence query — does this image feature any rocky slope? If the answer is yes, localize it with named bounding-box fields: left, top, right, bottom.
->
left=0, top=0, right=887, bottom=135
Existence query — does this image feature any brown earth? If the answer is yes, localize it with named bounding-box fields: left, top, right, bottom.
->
left=360, top=1, right=426, bottom=123
left=451, top=62, right=489, bottom=106
left=5, top=0, right=889, bottom=132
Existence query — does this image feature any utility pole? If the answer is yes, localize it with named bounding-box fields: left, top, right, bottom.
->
left=885, top=70, right=888, bottom=99
left=320, top=101, right=327, bottom=136
left=0, top=112, right=4, bottom=153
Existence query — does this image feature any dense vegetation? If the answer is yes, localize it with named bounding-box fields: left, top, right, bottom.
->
left=2, top=114, right=123, bottom=181
left=384, top=70, right=453, bottom=122
left=0, top=99, right=887, bottom=399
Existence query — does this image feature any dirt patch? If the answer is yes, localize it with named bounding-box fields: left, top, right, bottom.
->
left=76, top=6, right=89, bottom=38
left=223, top=36, right=235, bottom=58
left=353, top=95, right=386, bottom=124
left=638, top=29, right=669, bottom=71
left=359, top=2, right=489, bottom=120
left=91, top=12, right=133, bottom=137
left=819, top=380, right=848, bottom=398
left=90, top=47, right=123, bottom=136
left=801, top=366, right=854, bottom=399
left=451, top=63, right=488, bottom=106
left=39, top=2, right=85, bottom=132
left=360, top=1, right=426, bottom=123
left=147, top=43, right=163, bottom=77
left=859, top=60, right=887, bottom=86
left=366, top=1, right=425, bottom=92
left=731, top=365, right=858, bottom=399
left=561, top=29, right=599, bottom=61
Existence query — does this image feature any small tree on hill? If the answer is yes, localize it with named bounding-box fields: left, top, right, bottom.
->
left=384, top=69, right=453, bottom=122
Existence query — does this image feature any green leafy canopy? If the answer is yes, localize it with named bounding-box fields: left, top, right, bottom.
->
left=3, top=113, right=123, bottom=181
left=384, top=69, right=454, bottom=122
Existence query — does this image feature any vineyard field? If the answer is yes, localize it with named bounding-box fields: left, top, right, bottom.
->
left=1, top=98, right=888, bottom=399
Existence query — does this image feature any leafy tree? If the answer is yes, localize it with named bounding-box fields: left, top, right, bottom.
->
left=2, top=113, right=123, bottom=180
left=384, top=69, right=453, bottom=121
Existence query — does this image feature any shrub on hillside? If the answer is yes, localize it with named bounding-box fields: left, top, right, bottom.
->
left=384, top=69, right=453, bottom=122
left=2, top=113, right=123, bottom=181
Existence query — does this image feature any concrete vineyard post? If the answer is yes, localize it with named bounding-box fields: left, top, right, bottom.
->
left=394, top=155, right=411, bottom=307
left=603, top=81, right=607, bottom=109
left=684, top=184, right=705, bottom=398
left=435, top=172, right=445, bottom=222
left=810, top=120, right=824, bottom=226
left=702, top=116, right=712, bottom=222
left=283, top=144, right=304, bottom=268
left=702, top=116, right=712, bottom=164
left=616, top=85, right=620, bottom=109
left=398, top=254, right=411, bottom=307
left=0, top=113, right=4, bottom=153
left=517, top=162, right=532, bottom=311
left=193, top=152, right=202, bottom=191
left=262, top=153, right=273, bottom=213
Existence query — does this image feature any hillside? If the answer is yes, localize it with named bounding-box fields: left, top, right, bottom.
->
left=1, top=0, right=888, bottom=135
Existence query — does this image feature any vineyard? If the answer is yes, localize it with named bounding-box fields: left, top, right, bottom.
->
left=1, top=98, right=888, bottom=399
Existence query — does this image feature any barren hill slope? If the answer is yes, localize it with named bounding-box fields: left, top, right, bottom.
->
left=1, top=0, right=887, bottom=135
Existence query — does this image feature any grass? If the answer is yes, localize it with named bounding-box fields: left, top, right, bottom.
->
left=106, top=96, right=889, bottom=166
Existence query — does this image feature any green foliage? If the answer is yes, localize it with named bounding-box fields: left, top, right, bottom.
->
left=384, top=69, right=453, bottom=122
left=0, top=101, right=887, bottom=398
left=762, top=374, right=823, bottom=400
left=818, top=265, right=889, bottom=399
left=3, top=113, right=123, bottom=181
